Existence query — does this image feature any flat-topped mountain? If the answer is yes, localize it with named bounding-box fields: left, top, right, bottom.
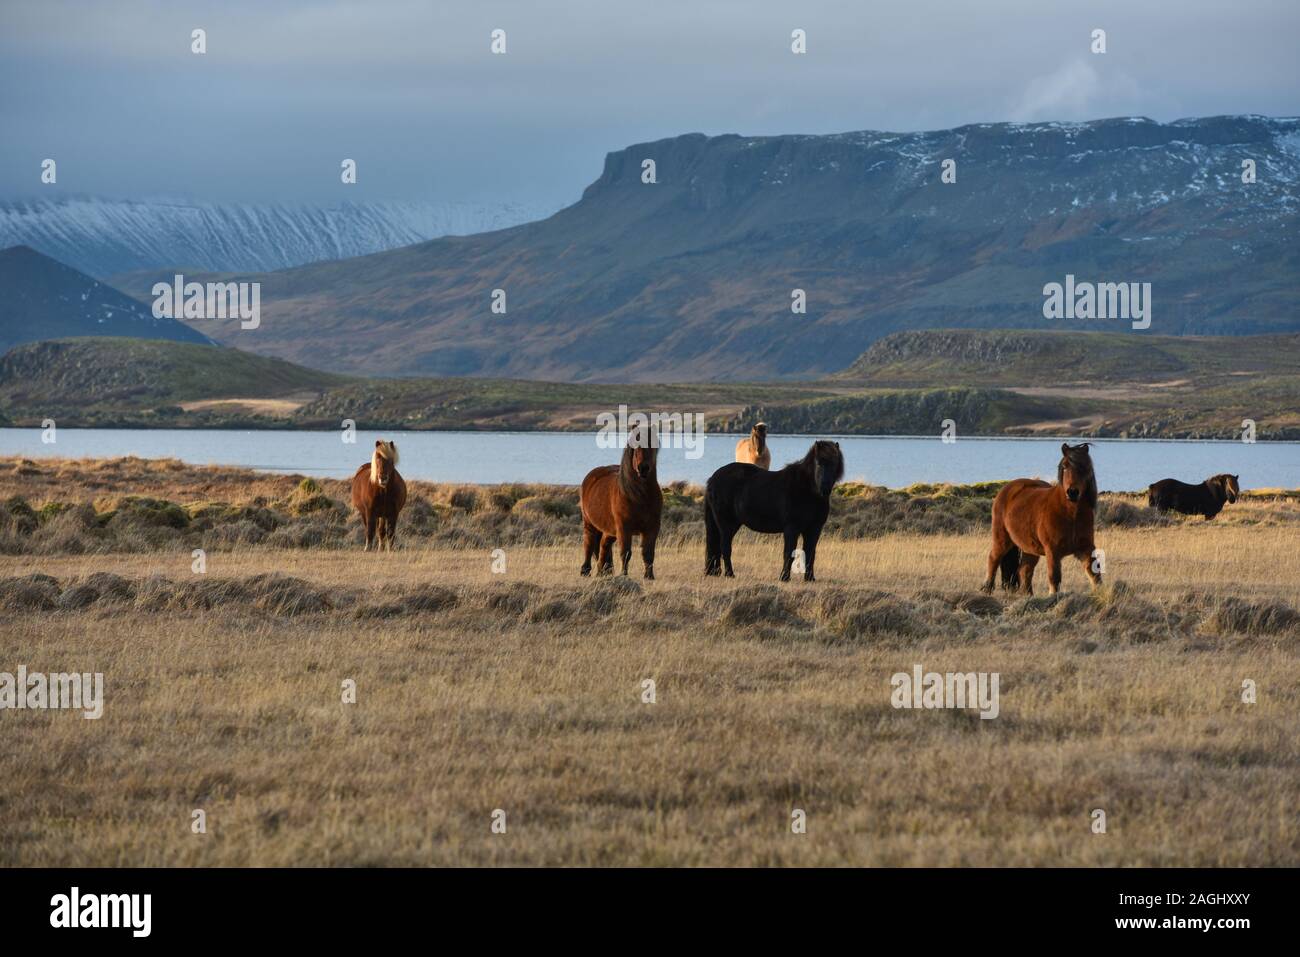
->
left=111, top=116, right=1300, bottom=380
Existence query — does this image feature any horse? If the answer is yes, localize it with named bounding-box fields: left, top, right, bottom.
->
left=982, top=443, right=1100, bottom=596
left=579, top=426, right=663, bottom=579
left=735, top=422, right=771, bottom=469
left=1148, top=474, right=1239, bottom=519
left=351, top=439, right=407, bottom=551
left=705, top=440, right=844, bottom=582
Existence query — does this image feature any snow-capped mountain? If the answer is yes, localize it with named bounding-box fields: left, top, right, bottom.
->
left=0, top=197, right=558, bottom=279
left=0, top=245, right=212, bottom=355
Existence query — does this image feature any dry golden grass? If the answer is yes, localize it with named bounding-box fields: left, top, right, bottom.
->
left=2, top=517, right=1298, bottom=866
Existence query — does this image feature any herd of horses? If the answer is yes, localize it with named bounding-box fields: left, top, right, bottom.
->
left=349, top=433, right=1243, bottom=594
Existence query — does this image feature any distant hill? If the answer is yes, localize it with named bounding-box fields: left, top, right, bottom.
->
left=0, top=196, right=557, bottom=279
left=2, top=331, right=1296, bottom=439
left=164, top=115, right=1300, bottom=382
left=0, top=246, right=211, bottom=355
left=0, top=338, right=349, bottom=423
left=843, top=329, right=1300, bottom=386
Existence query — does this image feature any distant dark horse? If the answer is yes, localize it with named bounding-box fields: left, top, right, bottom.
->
left=579, top=426, right=663, bottom=579
left=705, top=440, right=845, bottom=582
left=351, top=439, right=407, bottom=551
left=982, top=443, right=1100, bottom=595
left=1148, top=474, right=1239, bottom=519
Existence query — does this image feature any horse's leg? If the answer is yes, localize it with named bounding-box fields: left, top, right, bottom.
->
left=598, top=535, right=615, bottom=575
left=982, top=525, right=1011, bottom=594
left=1018, top=553, right=1039, bottom=595
left=719, top=521, right=738, bottom=577
left=780, top=527, right=799, bottom=582
left=1079, top=552, right=1102, bottom=589
left=581, top=520, right=600, bottom=576
left=1044, top=550, right=1063, bottom=595
left=640, top=528, right=657, bottom=580
left=801, top=525, right=821, bottom=583
left=363, top=512, right=377, bottom=552
left=617, top=525, right=632, bottom=577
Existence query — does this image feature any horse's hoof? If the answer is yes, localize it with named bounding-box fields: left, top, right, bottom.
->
left=580, top=567, right=591, bottom=577
left=645, top=570, right=655, bottom=580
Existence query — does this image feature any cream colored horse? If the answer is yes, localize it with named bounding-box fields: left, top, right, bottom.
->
left=734, top=423, right=771, bottom=469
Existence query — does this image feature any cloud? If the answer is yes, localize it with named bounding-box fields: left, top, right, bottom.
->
left=1010, top=58, right=1103, bottom=122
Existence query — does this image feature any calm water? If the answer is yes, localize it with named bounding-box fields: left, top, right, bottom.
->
left=2, top=428, right=1296, bottom=491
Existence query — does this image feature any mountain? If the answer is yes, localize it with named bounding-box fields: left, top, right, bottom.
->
left=0, top=246, right=211, bottom=355
left=163, top=115, right=1300, bottom=382
left=0, top=196, right=557, bottom=279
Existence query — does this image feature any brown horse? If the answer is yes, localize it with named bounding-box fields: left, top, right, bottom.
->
left=579, top=426, right=663, bottom=579
left=735, top=422, right=771, bottom=469
left=982, top=443, right=1101, bottom=595
left=351, top=439, right=407, bottom=551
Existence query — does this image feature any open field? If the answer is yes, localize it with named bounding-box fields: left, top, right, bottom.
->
left=1, top=458, right=1298, bottom=866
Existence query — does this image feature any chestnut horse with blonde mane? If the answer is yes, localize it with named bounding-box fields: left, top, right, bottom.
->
left=579, top=427, right=662, bottom=579
left=735, top=422, right=771, bottom=469
left=351, top=439, right=407, bottom=551
left=982, top=442, right=1101, bottom=595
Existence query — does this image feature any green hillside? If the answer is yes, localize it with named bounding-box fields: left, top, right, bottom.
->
left=1, top=332, right=1297, bottom=438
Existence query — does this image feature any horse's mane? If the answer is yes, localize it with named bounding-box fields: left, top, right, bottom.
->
left=1205, top=474, right=1237, bottom=499
left=751, top=423, right=767, bottom=453
left=789, top=440, right=844, bottom=495
left=371, top=441, right=398, bottom=483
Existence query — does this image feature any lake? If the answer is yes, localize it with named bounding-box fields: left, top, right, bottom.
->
left=2, top=428, right=1296, bottom=491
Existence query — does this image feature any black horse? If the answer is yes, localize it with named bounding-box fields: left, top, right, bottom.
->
left=704, top=440, right=845, bottom=581
left=1147, top=474, right=1240, bottom=519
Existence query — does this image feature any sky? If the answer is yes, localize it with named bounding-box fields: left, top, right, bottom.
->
left=1, top=0, right=1297, bottom=208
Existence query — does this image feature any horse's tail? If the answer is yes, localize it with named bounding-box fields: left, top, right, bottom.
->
left=998, top=545, right=1021, bottom=590
left=703, top=496, right=721, bottom=574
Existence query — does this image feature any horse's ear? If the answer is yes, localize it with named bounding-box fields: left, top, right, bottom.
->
left=375, top=440, right=382, bottom=448
left=1061, top=443, right=1070, bottom=456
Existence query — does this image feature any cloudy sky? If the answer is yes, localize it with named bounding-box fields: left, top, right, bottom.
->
left=1, top=0, right=1296, bottom=208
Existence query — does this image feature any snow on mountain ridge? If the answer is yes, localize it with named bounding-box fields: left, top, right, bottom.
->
left=0, top=196, right=558, bottom=279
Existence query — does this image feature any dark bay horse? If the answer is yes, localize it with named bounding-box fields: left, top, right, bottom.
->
left=705, top=440, right=844, bottom=582
left=982, top=443, right=1100, bottom=595
left=351, top=439, right=407, bottom=551
left=579, top=427, right=663, bottom=579
left=1148, top=474, right=1239, bottom=519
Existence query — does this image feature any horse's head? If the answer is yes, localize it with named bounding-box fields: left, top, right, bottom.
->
left=808, top=440, right=844, bottom=498
left=623, top=426, right=659, bottom=481
left=752, top=422, right=768, bottom=446
left=1212, top=473, right=1240, bottom=504
left=1058, top=442, right=1096, bottom=504
left=371, top=439, right=399, bottom=489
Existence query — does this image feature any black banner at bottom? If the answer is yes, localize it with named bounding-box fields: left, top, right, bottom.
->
left=0, top=867, right=1281, bottom=942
